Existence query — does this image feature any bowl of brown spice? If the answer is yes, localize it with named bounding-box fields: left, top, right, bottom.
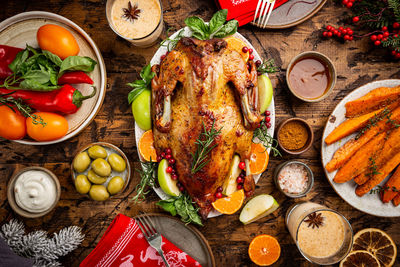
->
left=277, top=118, right=314, bottom=155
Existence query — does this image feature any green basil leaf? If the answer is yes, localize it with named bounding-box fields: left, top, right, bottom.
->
left=185, top=16, right=209, bottom=40
left=127, top=88, right=146, bottom=104
left=192, top=32, right=206, bottom=41
left=23, top=70, right=50, bottom=84
left=8, top=49, right=29, bottom=74
left=19, top=79, right=60, bottom=91
left=127, top=80, right=146, bottom=88
left=59, top=56, right=97, bottom=75
left=157, top=199, right=177, bottom=216
left=213, top=19, right=238, bottom=38
left=140, top=64, right=152, bottom=80
left=209, top=9, right=227, bottom=33
left=43, top=50, right=62, bottom=67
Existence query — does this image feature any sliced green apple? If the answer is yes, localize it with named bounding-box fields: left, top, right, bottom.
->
left=222, top=155, right=241, bottom=196
left=158, top=159, right=180, bottom=197
left=239, top=194, right=279, bottom=225
left=258, top=75, right=273, bottom=113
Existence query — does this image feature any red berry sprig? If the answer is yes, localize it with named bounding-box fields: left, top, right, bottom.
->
left=322, top=25, right=354, bottom=41
left=368, top=24, right=400, bottom=59
left=341, top=0, right=355, bottom=9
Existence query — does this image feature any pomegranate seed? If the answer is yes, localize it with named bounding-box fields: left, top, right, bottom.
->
left=171, top=169, right=176, bottom=175
left=326, top=25, right=332, bottom=31
left=165, top=148, right=172, bottom=155
left=166, top=166, right=173, bottom=173
left=377, top=34, right=383, bottom=40
left=248, top=48, right=253, bottom=54
left=237, top=184, right=243, bottom=190
left=265, top=110, right=271, bottom=116
left=266, top=122, right=272, bottom=128
left=238, top=162, right=246, bottom=170
left=156, top=155, right=162, bottom=162
left=370, top=35, right=377, bottom=41
left=257, top=71, right=262, bottom=76
left=265, top=116, right=271, bottom=123
left=168, top=158, right=176, bottom=165
left=383, top=31, right=390, bottom=38
left=161, top=152, right=166, bottom=158
left=179, top=186, right=185, bottom=192
left=160, top=55, right=166, bottom=61
left=327, top=32, right=333, bottom=37
left=215, top=192, right=223, bottom=199
left=177, top=182, right=182, bottom=187
left=374, top=40, right=381, bottom=46
left=352, top=16, right=359, bottom=23
left=239, top=172, right=245, bottom=178
left=382, top=26, right=388, bottom=31
left=394, top=22, right=400, bottom=29
left=346, top=2, right=353, bottom=8
left=249, top=54, right=254, bottom=60
left=171, top=174, right=178, bottom=180
left=236, top=177, right=244, bottom=184
left=165, top=154, right=172, bottom=160
left=217, top=186, right=223, bottom=193
left=242, top=46, right=248, bottom=53
left=255, top=60, right=262, bottom=67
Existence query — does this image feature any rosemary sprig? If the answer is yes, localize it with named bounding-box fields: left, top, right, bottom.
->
left=253, top=120, right=281, bottom=157
left=191, top=120, right=222, bottom=174
left=356, top=108, right=390, bottom=139
left=366, top=157, right=381, bottom=178
left=131, top=159, right=157, bottom=203
left=0, top=92, right=46, bottom=126
left=160, top=28, right=186, bottom=52
left=257, top=59, right=278, bottom=75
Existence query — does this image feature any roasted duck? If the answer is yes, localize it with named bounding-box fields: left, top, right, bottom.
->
left=151, top=37, right=263, bottom=218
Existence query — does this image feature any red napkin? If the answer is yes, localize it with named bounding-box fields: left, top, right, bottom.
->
left=216, top=0, right=289, bottom=26
left=80, top=214, right=202, bottom=267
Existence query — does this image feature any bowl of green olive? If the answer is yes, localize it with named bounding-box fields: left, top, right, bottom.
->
left=71, top=142, right=131, bottom=201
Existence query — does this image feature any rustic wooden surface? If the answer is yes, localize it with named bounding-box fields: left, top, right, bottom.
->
left=1, top=0, right=400, bottom=266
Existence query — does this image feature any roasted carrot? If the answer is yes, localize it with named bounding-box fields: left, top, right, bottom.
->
left=356, top=152, right=400, bottom=197
left=326, top=106, right=400, bottom=172
left=354, top=174, right=366, bottom=185
left=345, top=85, right=400, bottom=117
left=333, top=132, right=386, bottom=183
left=381, top=166, right=400, bottom=203
left=393, top=193, right=400, bottom=206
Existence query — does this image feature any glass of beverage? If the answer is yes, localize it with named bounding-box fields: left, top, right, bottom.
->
left=285, top=202, right=353, bottom=265
left=106, top=0, right=164, bottom=47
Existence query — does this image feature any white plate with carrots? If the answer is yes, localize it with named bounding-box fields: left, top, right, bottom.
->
left=322, top=79, right=400, bottom=217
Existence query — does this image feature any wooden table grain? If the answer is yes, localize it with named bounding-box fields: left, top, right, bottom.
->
left=1, top=1, right=400, bottom=266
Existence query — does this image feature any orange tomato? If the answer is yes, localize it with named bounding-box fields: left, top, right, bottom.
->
left=0, top=105, right=26, bottom=140
left=26, top=112, right=68, bottom=141
left=37, top=24, right=80, bottom=59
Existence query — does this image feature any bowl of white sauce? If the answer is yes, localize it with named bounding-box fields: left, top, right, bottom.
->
left=7, top=167, right=61, bottom=218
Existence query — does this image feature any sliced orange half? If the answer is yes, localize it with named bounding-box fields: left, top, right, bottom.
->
left=248, top=234, right=281, bottom=266
left=249, top=143, right=269, bottom=175
left=212, top=189, right=245, bottom=215
left=225, top=36, right=249, bottom=62
left=139, top=130, right=158, bottom=162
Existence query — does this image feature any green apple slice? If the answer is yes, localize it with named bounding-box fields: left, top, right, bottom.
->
left=158, top=159, right=180, bottom=197
left=258, top=75, right=273, bottom=113
left=222, top=155, right=241, bottom=196
left=239, top=194, right=279, bottom=225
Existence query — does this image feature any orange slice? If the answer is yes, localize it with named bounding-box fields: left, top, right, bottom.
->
left=248, top=234, right=281, bottom=266
left=212, top=189, right=245, bottom=215
left=225, top=36, right=249, bottom=62
left=249, top=143, right=269, bottom=175
left=138, top=130, right=158, bottom=162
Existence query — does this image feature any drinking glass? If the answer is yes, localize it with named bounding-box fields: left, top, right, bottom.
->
left=285, top=202, right=353, bottom=265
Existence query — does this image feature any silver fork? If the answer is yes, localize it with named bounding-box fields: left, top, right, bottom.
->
left=253, top=0, right=276, bottom=28
left=136, top=214, right=170, bottom=267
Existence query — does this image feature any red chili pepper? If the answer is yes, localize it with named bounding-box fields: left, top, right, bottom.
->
left=0, top=45, right=23, bottom=79
left=0, top=84, right=96, bottom=114
left=58, top=71, right=94, bottom=85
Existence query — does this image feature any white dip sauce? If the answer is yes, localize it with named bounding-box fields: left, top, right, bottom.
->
left=14, top=170, right=57, bottom=213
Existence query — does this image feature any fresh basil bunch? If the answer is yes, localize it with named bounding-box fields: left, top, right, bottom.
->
left=127, top=64, right=155, bottom=104
left=3, top=45, right=97, bottom=91
left=185, top=9, right=238, bottom=40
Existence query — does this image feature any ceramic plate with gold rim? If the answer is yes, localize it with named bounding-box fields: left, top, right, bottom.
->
left=0, top=11, right=107, bottom=145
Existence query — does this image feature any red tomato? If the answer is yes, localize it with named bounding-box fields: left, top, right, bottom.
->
left=0, top=105, right=26, bottom=140
left=26, top=112, right=68, bottom=141
left=37, top=24, right=80, bottom=59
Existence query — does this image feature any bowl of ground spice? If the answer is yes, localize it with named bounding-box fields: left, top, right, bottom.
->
left=277, top=118, right=314, bottom=155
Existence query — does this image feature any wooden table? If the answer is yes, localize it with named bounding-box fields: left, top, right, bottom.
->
left=1, top=1, right=400, bottom=266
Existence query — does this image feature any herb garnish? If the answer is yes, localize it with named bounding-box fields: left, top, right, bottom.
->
left=253, top=120, right=281, bottom=157
left=370, top=185, right=399, bottom=194
left=366, top=157, right=381, bottom=178
left=157, top=193, right=203, bottom=226
left=355, top=108, right=391, bottom=140
left=191, top=120, right=222, bottom=174
left=122, top=1, right=141, bottom=23
left=185, top=9, right=238, bottom=40
left=131, top=160, right=157, bottom=203
left=257, top=59, right=279, bottom=75
left=0, top=91, right=46, bottom=126
left=160, top=28, right=185, bottom=52
left=127, top=64, right=155, bottom=104
left=304, top=212, right=324, bottom=229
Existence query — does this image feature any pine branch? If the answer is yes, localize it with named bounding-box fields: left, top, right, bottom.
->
left=388, top=0, right=400, bottom=22
left=382, top=35, right=400, bottom=52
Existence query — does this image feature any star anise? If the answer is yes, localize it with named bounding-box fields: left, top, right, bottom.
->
left=304, top=212, right=324, bottom=229
left=122, top=2, right=141, bottom=23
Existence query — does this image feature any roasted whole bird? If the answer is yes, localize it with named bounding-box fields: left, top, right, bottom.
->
left=151, top=37, right=263, bottom=219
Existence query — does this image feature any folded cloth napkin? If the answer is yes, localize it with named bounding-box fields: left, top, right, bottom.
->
left=80, top=214, right=202, bottom=267
left=216, top=0, right=289, bottom=26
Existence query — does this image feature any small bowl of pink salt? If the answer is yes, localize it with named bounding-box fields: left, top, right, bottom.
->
left=274, top=161, right=313, bottom=198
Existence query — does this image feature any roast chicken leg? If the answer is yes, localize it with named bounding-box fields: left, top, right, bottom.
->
left=151, top=37, right=263, bottom=218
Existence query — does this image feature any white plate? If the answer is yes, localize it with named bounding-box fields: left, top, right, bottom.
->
left=0, top=11, right=107, bottom=145
left=135, top=28, right=275, bottom=218
left=322, top=79, right=400, bottom=217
